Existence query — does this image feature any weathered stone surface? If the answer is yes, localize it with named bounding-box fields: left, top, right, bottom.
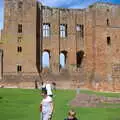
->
left=0, top=1, right=120, bottom=91
left=70, top=93, right=120, bottom=107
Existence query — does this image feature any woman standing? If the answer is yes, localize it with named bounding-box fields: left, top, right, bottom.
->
left=40, top=89, right=54, bottom=120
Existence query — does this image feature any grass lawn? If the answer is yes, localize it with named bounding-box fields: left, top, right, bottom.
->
left=0, top=88, right=120, bottom=120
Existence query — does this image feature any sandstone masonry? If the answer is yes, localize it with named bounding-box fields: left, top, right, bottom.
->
left=0, top=0, right=120, bottom=91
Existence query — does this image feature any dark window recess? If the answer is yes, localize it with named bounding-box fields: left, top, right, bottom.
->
left=81, top=25, right=84, bottom=38
left=18, top=37, right=22, bottom=42
left=18, top=1, right=23, bottom=9
left=107, top=36, right=111, bottom=45
left=18, top=24, right=22, bottom=33
left=60, top=24, right=67, bottom=38
left=17, top=65, right=22, bottom=72
left=76, top=51, right=84, bottom=68
left=107, top=19, right=110, bottom=26
left=76, top=24, right=84, bottom=38
left=17, top=46, right=22, bottom=52
left=107, top=9, right=109, bottom=12
left=43, top=23, right=50, bottom=37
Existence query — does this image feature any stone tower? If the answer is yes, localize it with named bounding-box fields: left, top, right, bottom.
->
left=2, top=0, right=39, bottom=77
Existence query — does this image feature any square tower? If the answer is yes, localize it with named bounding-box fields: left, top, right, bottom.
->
left=2, top=0, right=39, bottom=76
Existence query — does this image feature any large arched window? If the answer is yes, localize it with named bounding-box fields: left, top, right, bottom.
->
left=76, top=51, right=84, bottom=68
left=59, top=51, right=67, bottom=69
left=42, top=50, right=50, bottom=68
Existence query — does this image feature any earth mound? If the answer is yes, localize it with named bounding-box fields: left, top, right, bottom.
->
left=70, top=93, right=120, bottom=108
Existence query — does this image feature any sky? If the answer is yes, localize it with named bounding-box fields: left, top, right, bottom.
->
left=0, top=0, right=120, bottom=29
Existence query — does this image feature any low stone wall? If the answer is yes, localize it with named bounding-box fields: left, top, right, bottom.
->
left=0, top=74, right=41, bottom=89
left=0, top=74, right=120, bottom=92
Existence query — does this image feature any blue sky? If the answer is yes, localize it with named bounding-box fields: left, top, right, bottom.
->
left=0, top=0, right=120, bottom=29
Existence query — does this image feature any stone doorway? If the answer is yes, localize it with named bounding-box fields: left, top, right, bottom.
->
left=76, top=50, right=84, bottom=68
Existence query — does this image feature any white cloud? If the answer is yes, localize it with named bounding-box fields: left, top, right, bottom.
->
left=38, top=0, right=84, bottom=7
left=38, top=0, right=100, bottom=8
left=38, top=0, right=68, bottom=6
left=71, top=0, right=100, bottom=8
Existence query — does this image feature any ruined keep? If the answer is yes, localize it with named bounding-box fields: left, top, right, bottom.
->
left=0, top=0, right=120, bottom=91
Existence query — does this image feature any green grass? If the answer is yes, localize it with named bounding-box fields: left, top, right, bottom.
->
left=0, top=88, right=120, bottom=120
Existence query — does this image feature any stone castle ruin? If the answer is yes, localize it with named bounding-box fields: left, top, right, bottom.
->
left=0, top=0, right=120, bottom=91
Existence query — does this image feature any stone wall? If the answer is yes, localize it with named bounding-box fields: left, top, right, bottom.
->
left=0, top=1, right=120, bottom=91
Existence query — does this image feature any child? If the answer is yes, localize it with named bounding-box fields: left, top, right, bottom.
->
left=64, top=109, right=78, bottom=120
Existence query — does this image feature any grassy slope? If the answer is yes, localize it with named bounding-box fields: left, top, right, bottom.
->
left=0, top=88, right=120, bottom=120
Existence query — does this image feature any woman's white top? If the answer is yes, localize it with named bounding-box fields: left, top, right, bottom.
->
left=46, top=84, right=53, bottom=96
